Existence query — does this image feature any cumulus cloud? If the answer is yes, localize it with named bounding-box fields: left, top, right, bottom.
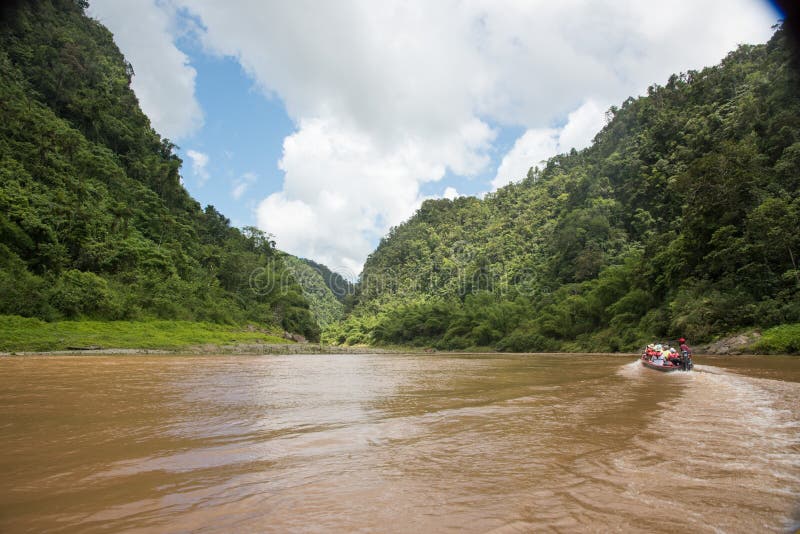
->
left=492, top=99, right=610, bottom=189
left=558, top=100, right=609, bottom=154
left=492, top=129, right=559, bottom=190
left=256, top=117, right=493, bottom=273
left=185, top=149, right=209, bottom=184
left=173, top=0, right=776, bottom=270
left=88, top=0, right=203, bottom=139
left=443, top=187, right=460, bottom=200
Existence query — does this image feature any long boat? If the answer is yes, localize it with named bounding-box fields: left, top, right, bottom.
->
left=640, top=355, right=691, bottom=372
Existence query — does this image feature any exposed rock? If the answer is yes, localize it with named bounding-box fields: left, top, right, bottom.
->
left=283, top=332, right=308, bottom=343
left=700, top=332, right=761, bottom=355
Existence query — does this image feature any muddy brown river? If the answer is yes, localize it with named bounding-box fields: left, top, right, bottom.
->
left=1, top=353, right=799, bottom=532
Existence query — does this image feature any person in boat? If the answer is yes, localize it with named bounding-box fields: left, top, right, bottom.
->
left=667, top=347, right=680, bottom=366
left=645, top=344, right=657, bottom=360
left=678, top=337, right=693, bottom=370
left=663, top=345, right=677, bottom=366
left=652, top=345, right=666, bottom=366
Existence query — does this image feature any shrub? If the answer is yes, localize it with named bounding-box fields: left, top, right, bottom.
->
left=753, top=324, right=800, bottom=353
left=48, top=269, right=116, bottom=319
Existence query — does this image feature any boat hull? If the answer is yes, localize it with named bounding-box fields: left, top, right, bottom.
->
left=640, top=358, right=684, bottom=372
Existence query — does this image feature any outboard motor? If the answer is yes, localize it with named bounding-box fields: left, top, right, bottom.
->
left=681, top=350, right=693, bottom=371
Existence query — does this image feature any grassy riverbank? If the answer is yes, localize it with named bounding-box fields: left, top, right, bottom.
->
left=326, top=324, right=800, bottom=355
left=695, top=324, right=800, bottom=355
left=0, top=315, right=291, bottom=353
left=754, top=324, right=800, bottom=354
left=3, top=314, right=796, bottom=355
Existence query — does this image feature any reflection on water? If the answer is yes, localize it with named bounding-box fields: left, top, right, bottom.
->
left=0, top=353, right=799, bottom=532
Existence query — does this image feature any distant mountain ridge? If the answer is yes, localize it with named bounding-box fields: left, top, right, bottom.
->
left=283, top=256, right=345, bottom=328
left=299, top=258, right=356, bottom=305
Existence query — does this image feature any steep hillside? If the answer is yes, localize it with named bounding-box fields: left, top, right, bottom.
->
left=300, top=258, right=356, bottom=307
left=0, top=0, right=319, bottom=339
left=327, top=25, right=800, bottom=351
left=283, top=256, right=345, bottom=329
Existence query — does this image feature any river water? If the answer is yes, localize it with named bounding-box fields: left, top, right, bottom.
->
left=1, top=353, right=799, bottom=533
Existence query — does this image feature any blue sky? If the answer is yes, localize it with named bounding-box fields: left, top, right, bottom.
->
left=174, top=49, right=294, bottom=228
left=88, top=0, right=780, bottom=275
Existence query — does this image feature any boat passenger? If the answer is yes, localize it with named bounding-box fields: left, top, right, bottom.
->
left=652, top=353, right=665, bottom=366
left=667, top=347, right=679, bottom=365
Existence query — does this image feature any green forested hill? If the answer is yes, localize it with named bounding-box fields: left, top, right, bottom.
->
left=283, top=256, right=345, bottom=329
left=299, top=258, right=356, bottom=306
left=326, top=25, right=800, bottom=352
left=0, top=0, right=319, bottom=339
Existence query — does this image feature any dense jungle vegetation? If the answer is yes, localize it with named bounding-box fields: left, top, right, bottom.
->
left=0, top=0, right=322, bottom=340
left=283, top=256, right=345, bottom=329
left=325, top=25, right=800, bottom=352
left=1, top=1, right=797, bottom=353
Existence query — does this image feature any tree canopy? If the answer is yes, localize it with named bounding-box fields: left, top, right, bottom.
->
left=0, top=0, right=319, bottom=339
left=326, top=25, right=800, bottom=352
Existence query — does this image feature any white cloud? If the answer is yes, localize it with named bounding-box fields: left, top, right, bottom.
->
left=493, top=130, right=558, bottom=190
left=88, top=0, right=203, bottom=139
left=492, top=99, right=609, bottom=189
left=558, top=100, right=609, bottom=153
left=443, top=187, right=460, bottom=200
left=256, top=117, right=493, bottom=273
left=232, top=171, right=257, bottom=200
left=185, top=149, right=209, bottom=184
left=173, top=0, right=776, bottom=270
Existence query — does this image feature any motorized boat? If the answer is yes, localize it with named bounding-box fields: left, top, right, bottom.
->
left=640, top=353, right=693, bottom=372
